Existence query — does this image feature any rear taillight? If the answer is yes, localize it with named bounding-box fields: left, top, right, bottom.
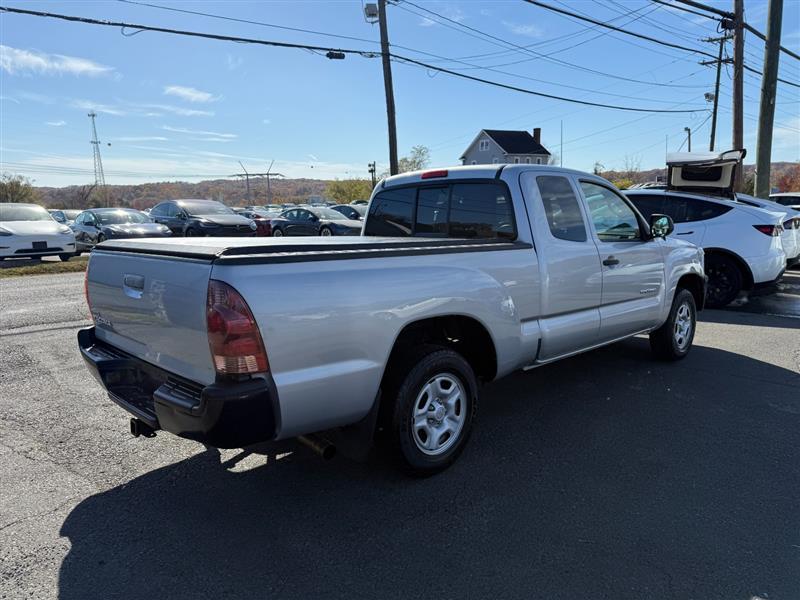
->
left=753, top=224, right=782, bottom=237
left=84, top=268, right=93, bottom=321
left=206, top=280, right=268, bottom=375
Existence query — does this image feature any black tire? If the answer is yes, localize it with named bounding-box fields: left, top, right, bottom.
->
left=705, top=254, right=743, bottom=308
left=319, top=226, right=333, bottom=237
left=650, top=288, right=697, bottom=361
left=185, top=228, right=198, bottom=237
left=381, top=346, right=478, bottom=476
left=272, top=228, right=283, bottom=237
left=58, top=253, right=72, bottom=262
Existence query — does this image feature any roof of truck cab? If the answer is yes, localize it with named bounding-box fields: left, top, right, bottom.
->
left=380, top=164, right=607, bottom=188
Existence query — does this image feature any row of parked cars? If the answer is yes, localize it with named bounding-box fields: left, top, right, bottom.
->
left=1, top=150, right=797, bottom=309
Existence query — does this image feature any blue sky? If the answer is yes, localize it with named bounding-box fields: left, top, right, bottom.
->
left=1, top=0, right=798, bottom=187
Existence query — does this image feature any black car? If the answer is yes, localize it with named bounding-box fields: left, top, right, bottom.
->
left=72, top=208, right=172, bottom=252
left=270, top=206, right=363, bottom=237
left=330, top=204, right=367, bottom=220
left=149, top=199, right=257, bottom=237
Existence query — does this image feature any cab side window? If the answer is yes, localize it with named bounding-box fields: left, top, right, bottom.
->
left=536, top=176, right=587, bottom=242
left=580, top=181, right=641, bottom=242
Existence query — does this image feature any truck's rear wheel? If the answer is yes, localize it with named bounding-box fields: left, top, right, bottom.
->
left=649, top=288, right=696, bottom=361
left=382, top=346, right=477, bottom=476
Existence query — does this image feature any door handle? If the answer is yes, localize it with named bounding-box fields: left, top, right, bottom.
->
left=602, top=256, right=620, bottom=266
left=676, top=231, right=694, bottom=235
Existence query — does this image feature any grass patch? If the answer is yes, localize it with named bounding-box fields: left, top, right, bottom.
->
left=0, top=257, right=88, bottom=278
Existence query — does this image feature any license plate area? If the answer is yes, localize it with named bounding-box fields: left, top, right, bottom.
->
left=32, top=241, right=47, bottom=250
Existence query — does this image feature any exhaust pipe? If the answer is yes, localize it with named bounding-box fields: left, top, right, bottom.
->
left=130, top=418, right=156, bottom=439
left=297, top=434, right=336, bottom=460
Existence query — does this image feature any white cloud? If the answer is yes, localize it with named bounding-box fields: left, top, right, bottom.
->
left=71, top=99, right=126, bottom=116
left=419, top=17, right=437, bottom=27
left=46, top=120, right=66, bottom=127
left=0, top=45, right=115, bottom=77
left=502, top=21, right=543, bottom=38
left=138, top=103, right=213, bottom=116
left=0, top=95, right=20, bottom=104
left=115, top=136, right=169, bottom=142
left=308, top=154, right=319, bottom=161
left=163, top=85, right=219, bottom=103
left=162, top=125, right=237, bottom=138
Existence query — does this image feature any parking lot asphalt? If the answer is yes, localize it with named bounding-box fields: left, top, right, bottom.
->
left=1, top=272, right=798, bottom=600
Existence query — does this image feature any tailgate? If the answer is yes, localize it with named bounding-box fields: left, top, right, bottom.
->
left=87, top=249, right=216, bottom=385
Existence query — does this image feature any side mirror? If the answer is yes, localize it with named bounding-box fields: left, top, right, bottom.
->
left=650, top=213, right=674, bottom=239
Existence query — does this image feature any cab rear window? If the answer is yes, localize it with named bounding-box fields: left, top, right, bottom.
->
left=364, top=181, right=516, bottom=240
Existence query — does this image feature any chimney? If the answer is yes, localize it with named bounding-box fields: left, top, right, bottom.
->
left=533, top=127, right=541, bottom=145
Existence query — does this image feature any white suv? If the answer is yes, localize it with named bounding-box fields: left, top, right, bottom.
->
left=735, top=193, right=800, bottom=267
left=770, top=192, right=800, bottom=211
left=627, top=190, right=786, bottom=307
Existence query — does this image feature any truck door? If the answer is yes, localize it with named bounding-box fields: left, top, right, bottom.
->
left=520, top=173, right=602, bottom=360
left=578, top=180, right=666, bottom=341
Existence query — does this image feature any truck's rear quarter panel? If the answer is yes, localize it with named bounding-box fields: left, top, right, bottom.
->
left=212, top=247, right=539, bottom=438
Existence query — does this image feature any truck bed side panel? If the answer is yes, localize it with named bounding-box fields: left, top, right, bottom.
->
left=212, top=247, right=540, bottom=438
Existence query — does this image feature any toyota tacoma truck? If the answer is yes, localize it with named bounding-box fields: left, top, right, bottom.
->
left=79, top=165, right=705, bottom=475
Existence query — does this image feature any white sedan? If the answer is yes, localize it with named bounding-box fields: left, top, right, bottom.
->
left=0, top=203, right=77, bottom=261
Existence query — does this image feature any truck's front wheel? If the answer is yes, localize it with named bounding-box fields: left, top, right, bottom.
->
left=383, top=346, right=477, bottom=476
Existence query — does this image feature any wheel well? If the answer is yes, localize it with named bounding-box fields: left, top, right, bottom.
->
left=385, top=316, right=497, bottom=382
left=704, top=248, right=754, bottom=289
left=676, top=273, right=705, bottom=309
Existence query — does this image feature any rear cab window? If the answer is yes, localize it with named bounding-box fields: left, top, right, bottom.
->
left=364, top=181, right=515, bottom=240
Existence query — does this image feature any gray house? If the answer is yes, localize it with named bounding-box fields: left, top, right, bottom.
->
left=460, top=128, right=551, bottom=166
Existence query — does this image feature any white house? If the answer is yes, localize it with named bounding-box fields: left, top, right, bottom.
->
left=460, top=128, right=551, bottom=166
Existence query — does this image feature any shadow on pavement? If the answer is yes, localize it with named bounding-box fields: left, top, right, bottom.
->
left=58, top=340, right=800, bottom=600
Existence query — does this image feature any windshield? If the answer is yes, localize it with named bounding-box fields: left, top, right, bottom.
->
left=96, top=210, right=150, bottom=225
left=180, top=201, right=235, bottom=216
left=0, top=204, right=53, bottom=222
left=313, top=208, right=349, bottom=220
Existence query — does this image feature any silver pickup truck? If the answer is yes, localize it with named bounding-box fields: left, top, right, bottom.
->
left=79, top=165, right=705, bottom=475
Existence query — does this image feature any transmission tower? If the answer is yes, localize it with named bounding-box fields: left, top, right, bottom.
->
left=88, top=111, right=106, bottom=186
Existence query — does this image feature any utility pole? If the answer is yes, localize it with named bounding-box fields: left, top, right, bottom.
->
left=732, top=0, right=744, bottom=191
left=701, top=35, right=729, bottom=151
left=684, top=127, right=692, bottom=152
left=377, top=0, right=399, bottom=175
left=368, top=161, right=377, bottom=188
left=754, top=0, right=782, bottom=199
left=88, top=112, right=106, bottom=187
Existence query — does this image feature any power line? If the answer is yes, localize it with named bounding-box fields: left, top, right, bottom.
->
left=391, top=54, right=702, bottom=113
left=0, top=6, right=380, bottom=58
left=393, top=1, right=710, bottom=88
left=649, top=0, right=721, bottom=22
left=0, top=5, right=705, bottom=113
left=522, top=0, right=717, bottom=60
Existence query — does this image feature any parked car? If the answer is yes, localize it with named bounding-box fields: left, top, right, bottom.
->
left=330, top=204, right=367, bottom=220
left=270, top=206, right=362, bottom=236
left=626, top=190, right=786, bottom=307
left=351, top=199, right=369, bottom=205
left=0, top=203, right=76, bottom=261
left=48, top=209, right=82, bottom=226
left=236, top=208, right=280, bottom=236
left=72, top=208, right=172, bottom=252
left=770, top=192, right=800, bottom=211
left=149, top=199, right=257, bottom=237
left=79, top=164, right=704, bottom=475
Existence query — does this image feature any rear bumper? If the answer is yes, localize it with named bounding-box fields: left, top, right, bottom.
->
left=746, top=250, right=787, bottom=286
left=752, top=267, right=786, bottom=290
left=78, top=327, right=279, bottom=448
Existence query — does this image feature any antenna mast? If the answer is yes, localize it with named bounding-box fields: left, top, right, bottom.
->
left=88, top=111, right=106, bottom=187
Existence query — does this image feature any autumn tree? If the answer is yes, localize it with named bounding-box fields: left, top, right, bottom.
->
left=0, top=173, right=39, bottom=203
left=775, top=163, right=800, bottom=192
left=325, top=179, right=374, bottom=204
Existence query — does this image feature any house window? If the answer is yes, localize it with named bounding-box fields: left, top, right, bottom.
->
left=479, top=140, right=490, bottom=151
left=492, top=157, right=499, bottom=164
left=536, top=158, right=542, bottom=165
left=514, top=157, right=520, bottom=164
left=525, top=157, right=531, bottom=164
